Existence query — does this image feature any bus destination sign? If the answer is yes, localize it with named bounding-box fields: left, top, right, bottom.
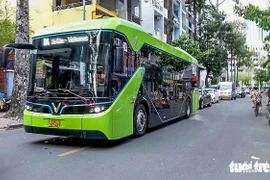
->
left=43, top=35, right=89, bottom=46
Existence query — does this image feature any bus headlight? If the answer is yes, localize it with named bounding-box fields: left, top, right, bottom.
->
left=89, top=104, right=110, bottom=114
left=25, top=105, right=32, bottom=111
left=94, top=106, right=101, bottom=113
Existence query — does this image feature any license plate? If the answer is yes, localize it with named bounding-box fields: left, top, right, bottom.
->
left=48, top=119, right=60, bottom=128
left=222, top=95, right=226, bottom=98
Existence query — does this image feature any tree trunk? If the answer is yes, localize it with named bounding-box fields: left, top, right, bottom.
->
left=205, top=71, right=210, bottom=88
left=4, top=0, right=29, bottom=121
left=193, top=0, right=197, bottom=40
left=164, top=0, right=173, bottom=44
left=230, top=57, right=233, bottom=81
left=236, top=65, right=239, bottom=86
left=233, top=58, right=236, bottom=83
left=226, top=66, right=229, bottom=81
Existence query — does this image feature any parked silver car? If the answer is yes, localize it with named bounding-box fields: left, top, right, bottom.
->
left=206, top=88, right=220, bottom=103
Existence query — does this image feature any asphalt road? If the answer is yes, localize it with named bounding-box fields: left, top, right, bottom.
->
left=1, top=95, right=270, bottom=180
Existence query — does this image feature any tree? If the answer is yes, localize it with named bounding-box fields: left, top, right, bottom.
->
left=185, top=0, right=207, bottom=40
left=234, top=1, right=270, bottom=79
left=0, top=0, right=15, bottom=21
left=223, top=21, right=247, bottom=82
left=199, top=7, right=232, bottom=85
left=0, top=0, right=15, bottom=47
left=0, top=20, right=15, bottom=47
left=253, top=69, right=269, bottom=87
left=239, top=75, right=251, bottom=86
left=4, top=0, right=29, bottom=120
left=172, top=34, right=214, bottom=87
left=236, top=46, right=255, bottom=85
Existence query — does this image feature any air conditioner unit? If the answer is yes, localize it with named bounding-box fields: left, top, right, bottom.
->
left=155, top=16, right=161, bottom=20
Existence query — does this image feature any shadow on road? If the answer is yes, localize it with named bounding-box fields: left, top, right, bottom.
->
left=30, top=136, right=133, bottom=149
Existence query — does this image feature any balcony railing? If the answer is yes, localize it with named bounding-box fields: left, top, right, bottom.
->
left=163, top=34, right=167, bottom=43
left=52, top=0, right=92, bottom=11
left=163, top=7, right=168, bottom=19
left=97, top=1, right=118, bottom=16
left=152, top=0, right=163, bottom=12
left=128, top=14, right=141, bottom=25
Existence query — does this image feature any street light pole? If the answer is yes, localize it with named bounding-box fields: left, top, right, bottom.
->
left=83, top=0, right=86, bottom=20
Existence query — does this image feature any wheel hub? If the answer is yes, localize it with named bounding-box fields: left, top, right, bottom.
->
left=137, top=110, right=146, bottom=132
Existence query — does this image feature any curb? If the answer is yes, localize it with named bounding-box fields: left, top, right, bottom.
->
left=6, top=123, right=23, bottom=130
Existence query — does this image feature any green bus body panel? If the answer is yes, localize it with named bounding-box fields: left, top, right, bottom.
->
left=23, top=67, right=145, bottom=140
left=192, top=88, right=199, bottom=113
left=33, top=17, right=198, bottom=65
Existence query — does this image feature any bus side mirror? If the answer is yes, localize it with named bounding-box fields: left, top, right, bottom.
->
left=115, top=47, right=124, bottom=73
left=0, top=47, right=13, bottom=68
left=0, top=43, right=37, bottom=68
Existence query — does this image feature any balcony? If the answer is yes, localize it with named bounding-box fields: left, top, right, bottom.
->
left=96, top=1, right=118, bottom=17
left=154, top=29, right=161, bottom=40
left=163, top=34, right=167, bottom=43
left=173, top=17, right=179, bottom=28
left=163, top=7, right=168, bottom=19
left=173, top=0, right=181, bottom=6
left=52, top=0, right=92, bottom=11
left=150, top=0, right=163, bottom=16
left=52, top=0, right=118, bottom=21
left=128, top=14, right=141, bottom=25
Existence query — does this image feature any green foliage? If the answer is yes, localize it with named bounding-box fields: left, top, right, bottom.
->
left=234, top=1, right=270, bottom=80
left=0, top=0, right=15, bottom=47
left=239, top=75, right=251, bottom=86
left=234, top=1, right=270, bottom=31
left=0, top=20, right=15, bottom=47
left=172, top=34, right=214, bottom=68
left=253, top=69, right=269, bottom=85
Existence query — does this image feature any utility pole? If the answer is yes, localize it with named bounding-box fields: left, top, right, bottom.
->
left=83, top=0, right=86, bottom=20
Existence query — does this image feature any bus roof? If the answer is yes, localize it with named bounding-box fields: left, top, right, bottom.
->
left=32, top=17, right=198, bottom=65
left=218, top=82, right=233, bottom=85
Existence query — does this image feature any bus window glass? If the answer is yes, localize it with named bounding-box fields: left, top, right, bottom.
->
left=29, top=31, right=113, bottom=101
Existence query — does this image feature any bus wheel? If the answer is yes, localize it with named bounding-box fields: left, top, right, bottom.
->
left=185, top=99, right=191, bottom=119
left=133, top=104, right=148, bottom=137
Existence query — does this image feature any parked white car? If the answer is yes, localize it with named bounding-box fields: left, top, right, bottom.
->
left=205, top=88, right=220, bottom=103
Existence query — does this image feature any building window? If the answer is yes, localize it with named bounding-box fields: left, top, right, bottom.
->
left=56, top=0, right=61, bottom=6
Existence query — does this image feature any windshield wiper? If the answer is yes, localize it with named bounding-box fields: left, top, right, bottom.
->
left=28, top=90, right=57, bottom=101
left=56, top=88, right=88, bottom=102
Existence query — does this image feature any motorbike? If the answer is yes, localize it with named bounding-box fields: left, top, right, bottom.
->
left=3, top=97, right=11, bottom=111
left=0, top=96, right=11, bottom=111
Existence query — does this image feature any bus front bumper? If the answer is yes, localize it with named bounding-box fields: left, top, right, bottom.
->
left=24, top=125, right=108, bottom=140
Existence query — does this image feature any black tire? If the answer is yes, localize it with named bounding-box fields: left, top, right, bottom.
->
left=133, top=104, right=148, bottom=137
left=200, top=100, right=204, bottom=109
left=185, top=99, right=191, bottom=119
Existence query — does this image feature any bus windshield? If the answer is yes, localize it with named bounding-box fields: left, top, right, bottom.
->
left=29, top=31, right=112, bottom=100
left=219, top=85, right=231, bottom=90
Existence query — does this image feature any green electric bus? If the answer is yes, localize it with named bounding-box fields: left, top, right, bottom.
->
left=1, top=17, right=202, bottom=140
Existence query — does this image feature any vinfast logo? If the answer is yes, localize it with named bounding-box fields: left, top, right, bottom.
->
left=51, top=102, right=62, bottom=113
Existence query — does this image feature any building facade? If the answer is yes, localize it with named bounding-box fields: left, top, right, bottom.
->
left=241, top=20, right=269, bottom=87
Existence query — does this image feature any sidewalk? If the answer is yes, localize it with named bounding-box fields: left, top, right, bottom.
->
left=0, top=113, right=23, bottom=130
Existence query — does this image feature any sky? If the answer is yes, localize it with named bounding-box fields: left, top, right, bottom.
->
left=217, top=0, right=269, bottom=21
